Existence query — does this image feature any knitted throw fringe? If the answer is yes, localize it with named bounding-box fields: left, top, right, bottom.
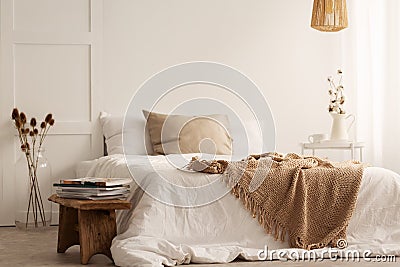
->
left=232, top=185, right=287, bottom=242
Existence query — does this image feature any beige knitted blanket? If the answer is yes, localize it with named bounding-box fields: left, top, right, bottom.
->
left=188, top=153, right=365, bottom=250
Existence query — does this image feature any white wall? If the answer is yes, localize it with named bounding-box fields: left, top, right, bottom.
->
left=102, top=0, right=344, bottom=153
left=0, top=0, right=104, bottom=225
left=1, top=0, right=344, bottom=224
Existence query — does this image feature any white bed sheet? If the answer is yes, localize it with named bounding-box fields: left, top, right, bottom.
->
left=80, top=154, right=400, bottom=267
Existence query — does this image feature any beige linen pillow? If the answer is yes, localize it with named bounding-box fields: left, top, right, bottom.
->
left=143, top=110, right=232, bottom=155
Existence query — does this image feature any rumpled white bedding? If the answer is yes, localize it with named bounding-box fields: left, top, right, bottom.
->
left=81, top=154, right=400, bottom=267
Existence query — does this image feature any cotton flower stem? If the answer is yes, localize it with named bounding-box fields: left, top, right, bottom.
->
left=327, top=70, right=346, bottom=114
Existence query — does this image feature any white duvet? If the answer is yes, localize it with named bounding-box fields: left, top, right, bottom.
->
left=81, top=154, right=400, bottom=267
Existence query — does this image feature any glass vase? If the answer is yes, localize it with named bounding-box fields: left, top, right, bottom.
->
left=15, top=147, right=52, bottom=230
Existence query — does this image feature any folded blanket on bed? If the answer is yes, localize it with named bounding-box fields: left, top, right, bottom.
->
left=188, top=153, right=365, bottom=250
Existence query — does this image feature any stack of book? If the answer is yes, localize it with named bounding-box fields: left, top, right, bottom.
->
left=54, top=177, right=131, bottom=200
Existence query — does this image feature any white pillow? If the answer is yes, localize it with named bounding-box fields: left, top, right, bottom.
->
left=99, top=112, right=153, bottom=155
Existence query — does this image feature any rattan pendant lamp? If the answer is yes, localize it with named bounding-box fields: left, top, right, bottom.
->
left=311, top=0, right=348, bottom=32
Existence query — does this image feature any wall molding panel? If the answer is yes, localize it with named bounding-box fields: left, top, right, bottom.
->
left=0, top=0, right=103, bottom=225
left=13, top=32, right=94, bottom=45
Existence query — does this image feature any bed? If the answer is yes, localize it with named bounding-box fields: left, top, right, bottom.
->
left=73, top=111, right=400, bottom=266
left=77, top=153, right=400, bottom=267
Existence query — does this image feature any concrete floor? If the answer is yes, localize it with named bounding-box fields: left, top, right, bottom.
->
left=0, top=226, right=398, bottom=267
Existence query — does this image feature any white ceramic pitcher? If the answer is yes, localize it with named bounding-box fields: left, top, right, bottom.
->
left=330, top=113, right=355, bottom=141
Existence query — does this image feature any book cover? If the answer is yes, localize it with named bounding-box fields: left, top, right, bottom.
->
left=56, top=188, right=129, bottom=197
left=55, top=185, right=129, bottom=192
left=58, top=177, right=132, bottom=187
left=55, top=192, right=129, bottom=200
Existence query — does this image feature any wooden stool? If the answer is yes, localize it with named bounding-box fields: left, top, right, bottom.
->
left=49, top=194, right=131, bottom=264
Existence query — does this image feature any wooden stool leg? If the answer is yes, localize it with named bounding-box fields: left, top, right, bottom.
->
left=78, top=209, right=116, bottom=264
left=57, top=205, right=79, bottom=253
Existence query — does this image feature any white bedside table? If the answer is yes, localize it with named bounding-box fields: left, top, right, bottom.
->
left=301, top=141, right=365, bottom=161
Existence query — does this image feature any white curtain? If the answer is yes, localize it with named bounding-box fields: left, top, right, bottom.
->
left=344, top=0, right=400, bottom=173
